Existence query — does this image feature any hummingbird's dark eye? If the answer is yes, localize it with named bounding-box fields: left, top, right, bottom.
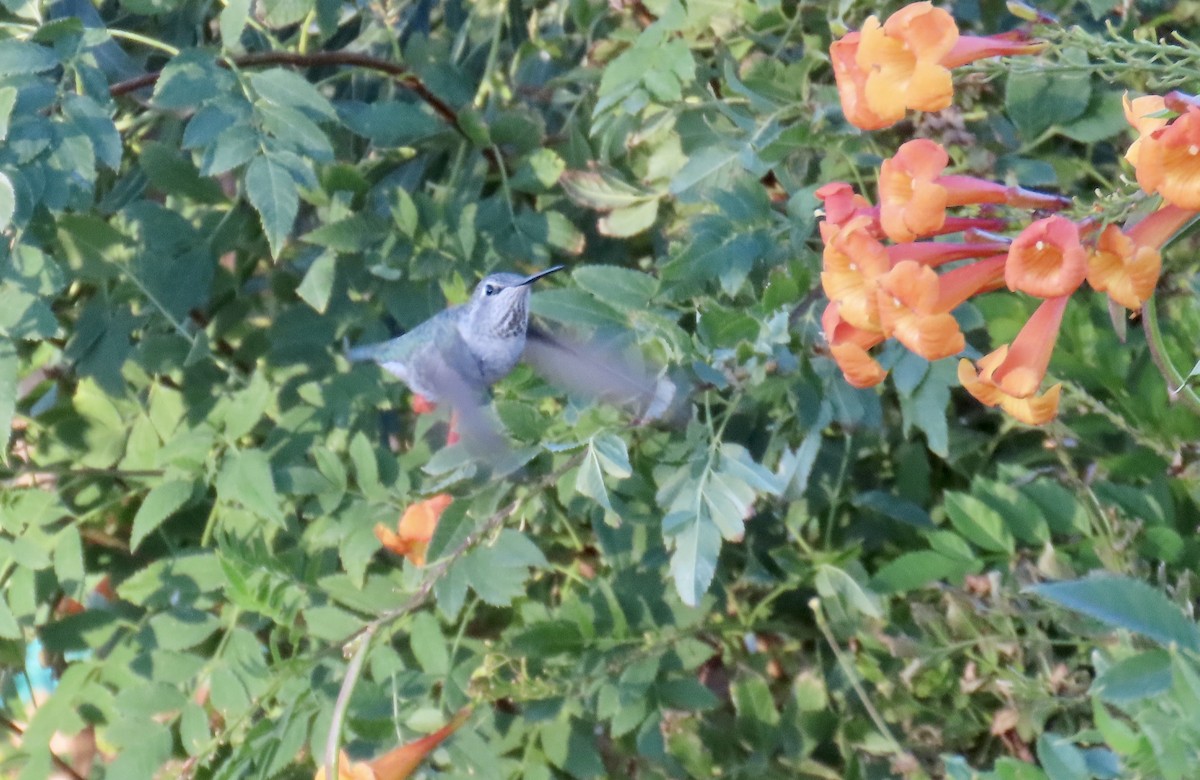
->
left=484, top=284, right=498, bottom=296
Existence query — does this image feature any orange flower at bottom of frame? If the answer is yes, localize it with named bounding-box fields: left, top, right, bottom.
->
left=375, top=493, right=453, bottom=566
left=956, top=295, right=1069, bottom=426
left=315, top=710, right=471, bottom=780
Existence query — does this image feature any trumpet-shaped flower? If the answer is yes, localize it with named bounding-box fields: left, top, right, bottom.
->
left=375, top=494, right=453, bottom=566
left=822, top=302, right=887, bottom=388
left=1133, top=105, right=1200, bottom=210
left=830, top=33, right=893, bottom=131
left=957, top=295, right=1068, bottom=425
left=1087, top=205, right=1198, bottom=310
left=816, top=181, right=877, bottom=230
left=316, top=710, right=471, bottom=780
left=831, top=3, right=1044, bottom=130
left=820, top=179, right=1007, bottom=239
left=1005, top=216, right=1087, bottom=298
left=877, top=255, right=1006, bottom=361
left=1123, top=93, right=1168, bottom=168
left=890, top=238, right=1011, bottom=269
left=857, top=3, right=959, bottom=124
left=820, top=215, right=890, bottom=331
left=879, top=139, right=1071, bottom=242
left=879, top=139, right=952, bottom=242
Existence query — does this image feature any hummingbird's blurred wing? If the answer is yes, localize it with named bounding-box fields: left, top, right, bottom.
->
left=522, top=323, right=677, bottom=422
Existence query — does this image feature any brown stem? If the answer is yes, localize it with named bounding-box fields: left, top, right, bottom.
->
left=109, top=50, right=461, bottom=132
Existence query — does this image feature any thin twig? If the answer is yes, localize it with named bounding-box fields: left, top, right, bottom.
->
left=323, top=624, right=376, bottom=780
left=109, top=50, right=460, bottom=129
left=810, top=598, right=912, bottom=763
left=1143, top=293, right=1200, bottom=414
left=0, top=713, right=89, bottom=780
left=322, top=451, right=586, bottom=768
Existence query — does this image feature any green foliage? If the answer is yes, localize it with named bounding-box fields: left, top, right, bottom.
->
left=2, top=0, right=1200, bottom=778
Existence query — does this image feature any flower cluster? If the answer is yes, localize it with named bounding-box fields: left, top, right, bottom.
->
left=821, top=5, right=1199, bottom=425
left=831, top=2, right=1043, bottom=131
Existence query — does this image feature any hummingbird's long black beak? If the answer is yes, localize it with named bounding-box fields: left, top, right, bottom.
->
left=518, top=265, right=565, bottom=286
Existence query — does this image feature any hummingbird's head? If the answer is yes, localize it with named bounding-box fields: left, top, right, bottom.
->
left=464, top=265, right=564, bottom=338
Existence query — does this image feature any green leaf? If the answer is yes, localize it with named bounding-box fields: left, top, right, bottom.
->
left=530, top=288, right=628, bottom=330
left=0, top=40, right=57, bottom=75
left=0, top=595, right=20, bottom=638
left=592, top=433, right=632, bottom=478
left=216, top=449, right=285, bottom=525
left=1036, top=734, right=1089, bottom=780
left=576, top=439, right=614, bottom=513
left=339, top=100, right=445, bottom=147
left=223, top=370, right=271, bottom=441
left=245, top=153, right=300, bottom=259
left=1092, top=649, right=1173, bottom=703
left=296, top=250, right=337, bottom=313
left=571, top=266, right=659, bottom=311
left=463, top=530, right=547, bottom=607
left=870, top=550, right=977, bottom=593
left=249, top=68, right=337, bottom=120
left=63, top=94, right=122, bottom=170
left=131, top=480, right=194, bottom=551
left=1005, top=48, right=1091, bottom=139
left=663, top=506, right=721, bottom=607
left=559, top=169, right=652, bottom=210
left=853, top=491, right=934, bottom=529
left=408, top=611, right=450, bottom=675
left=153, top=51, right=228, bottom=109
left=668, top=144, right=742, bottom=195
left=220, top=0, right=251, bottom=47
left=598, top=199, right=659, bottom=237
left=943, top=492, right=1015, bottom=554
left=149, top=607, right=221, bottom=651
left=1028, top=576, right=1200, bottom=651
left=815, top=564, right=882, bottom=620
left=260, top=0, right=315, bottom=27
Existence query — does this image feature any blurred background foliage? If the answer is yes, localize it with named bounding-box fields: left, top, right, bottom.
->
left=1, top=0, right=1200, bottom=778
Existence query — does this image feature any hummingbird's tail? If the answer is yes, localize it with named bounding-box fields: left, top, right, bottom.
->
left=343, top=338, right=375, bottom=363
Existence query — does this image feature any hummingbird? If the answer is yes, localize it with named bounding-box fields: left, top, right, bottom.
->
left=346, top=266, right=565, bottom=451
left=346, top=265, right=675, bottom=452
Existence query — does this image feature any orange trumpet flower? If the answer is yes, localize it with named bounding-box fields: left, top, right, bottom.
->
left=1005, top=216, right=1087, bottom=298
left=819, top=179, right=1007, bottom=238
left=816, top=182, right=878, bottom=230
left=1132, top=104, right=1200, bottom=210
left=1122, top=93, right=1168, bottom=168
left=856, top=3, right=959, bottom=125
left=1088, top=205, right=1198, bottom=310
left=957, top=296, right=1068, bottom=425
left=877, top=255, right=1006, bottom=361
left=822, top=302, right=887, bottom=389
left=831, top=3, right=1044, bottom=130
left=879, top=139, right=1070, bottom=242
left=375, top=494, right=453, bottom=566
left=316, top=709, right=471, bottom=780
left=819, top=215, right=890, bottom=332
